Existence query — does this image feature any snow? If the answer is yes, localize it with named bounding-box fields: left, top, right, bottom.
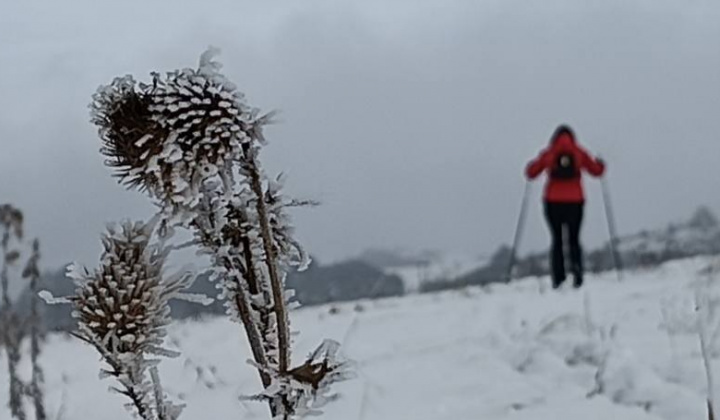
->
left=2, top=256, right=720, bottom=419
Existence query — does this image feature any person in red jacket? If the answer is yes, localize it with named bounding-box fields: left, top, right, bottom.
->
left=526, top=125, right=606, bottom=289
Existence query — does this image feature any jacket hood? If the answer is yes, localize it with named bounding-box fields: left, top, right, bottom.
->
left=550, top=125, right=577, bottom=149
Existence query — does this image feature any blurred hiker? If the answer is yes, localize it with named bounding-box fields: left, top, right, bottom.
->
left=525, top=125, right=605, bottom=289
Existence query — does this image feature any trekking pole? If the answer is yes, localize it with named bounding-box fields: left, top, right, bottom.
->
left=601, top=177, right=623, bottom=281
left=505, top=181, right=532, bottom=283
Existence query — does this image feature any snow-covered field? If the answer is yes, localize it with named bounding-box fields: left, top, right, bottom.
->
left=2, top=257, right=719, bottom=420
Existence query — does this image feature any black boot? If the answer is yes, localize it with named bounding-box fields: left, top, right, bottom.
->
left=572, top=266, right=583, bottom=288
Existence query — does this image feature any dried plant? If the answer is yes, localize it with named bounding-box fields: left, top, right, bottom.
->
left=696, top=271, right=719, bottom=420
left=91, top=48, right=265, bottom=218
left=0, top=205, right=48, bottom=420
left=90, top=48, right=352, bottom=419
left=1, top=204, right=23, bottom=307
left=246, top=339, right=353, bottom=417
left=0, top=204, right=28, bottom=420
left=43, top=220, right=202, bottom=420
left=22, top=239, right=46, bottom=420
left=659, top=260, right=720, bottom=420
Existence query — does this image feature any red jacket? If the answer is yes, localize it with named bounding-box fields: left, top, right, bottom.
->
left=525, top=131, right=605, bottom=203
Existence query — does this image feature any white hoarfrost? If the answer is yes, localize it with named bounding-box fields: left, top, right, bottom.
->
left=43, top=220, right=202, bottom=420
left=89, top=49, right=348, bottom=418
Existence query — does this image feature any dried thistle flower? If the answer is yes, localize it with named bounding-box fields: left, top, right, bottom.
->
left=43, top=219, right=202, bottom=420
left=90, top=49, right=271, bottom=213
left=91, top=75, right=167, bottom=192
left=90, top=48, right=349, bottom=420
left=67, top=221, right=177, bottom=357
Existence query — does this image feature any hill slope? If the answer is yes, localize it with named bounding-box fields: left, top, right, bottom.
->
left=1, top=257, right=718, bottom=419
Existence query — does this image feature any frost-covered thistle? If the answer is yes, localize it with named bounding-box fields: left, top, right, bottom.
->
left=247, top=339, right=355, bottom=417
left=45, top=220, right=194, bottom=420
left=90, top=48, right=351, bottom=419
left=91, top=48, right=265, bottom=221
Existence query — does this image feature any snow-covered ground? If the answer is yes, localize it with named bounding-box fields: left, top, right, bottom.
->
left=2, top=256, right=719, bottom=419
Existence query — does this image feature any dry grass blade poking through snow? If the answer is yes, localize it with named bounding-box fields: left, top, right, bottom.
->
left=660, top=259, right=720, bottom=420
left=89, top=48, right=352, bottom=419
left=699, top=260, right=720, bottom=420
left=42, top=220, right=192, bottom=420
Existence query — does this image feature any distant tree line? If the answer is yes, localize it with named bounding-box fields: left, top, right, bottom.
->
left=14, top=206, right=720, bottom=329
left=421, top=206, right=720, bottom=292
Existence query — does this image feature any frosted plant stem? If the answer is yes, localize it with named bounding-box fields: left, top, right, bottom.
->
left=697, top=286, right=717, bottom=419
left=248, top=161, right=290, bottom=374
left=26, top=240, right=47, bottom=420
left=246, top=162, right=292, bottom=418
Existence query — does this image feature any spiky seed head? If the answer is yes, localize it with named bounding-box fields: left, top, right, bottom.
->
left=90, top=50, right=272, bottom=206
left=70, top=221, right=168, bottom=356
left=91, top=76, right=168, bottom=191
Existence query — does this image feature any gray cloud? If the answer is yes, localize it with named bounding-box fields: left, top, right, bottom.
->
left=1, top=0, right=719, bottom=271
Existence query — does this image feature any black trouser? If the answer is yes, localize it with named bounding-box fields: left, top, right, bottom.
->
left=544, top=202, right=584, bottom=287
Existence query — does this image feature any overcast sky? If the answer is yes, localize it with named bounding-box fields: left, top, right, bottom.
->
left=1, top=0, right=719, bottom=272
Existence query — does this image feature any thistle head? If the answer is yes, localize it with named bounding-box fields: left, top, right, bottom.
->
left=68, top=220, right=173, bottom=357
left=90, top=49, right=273, bottom=209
